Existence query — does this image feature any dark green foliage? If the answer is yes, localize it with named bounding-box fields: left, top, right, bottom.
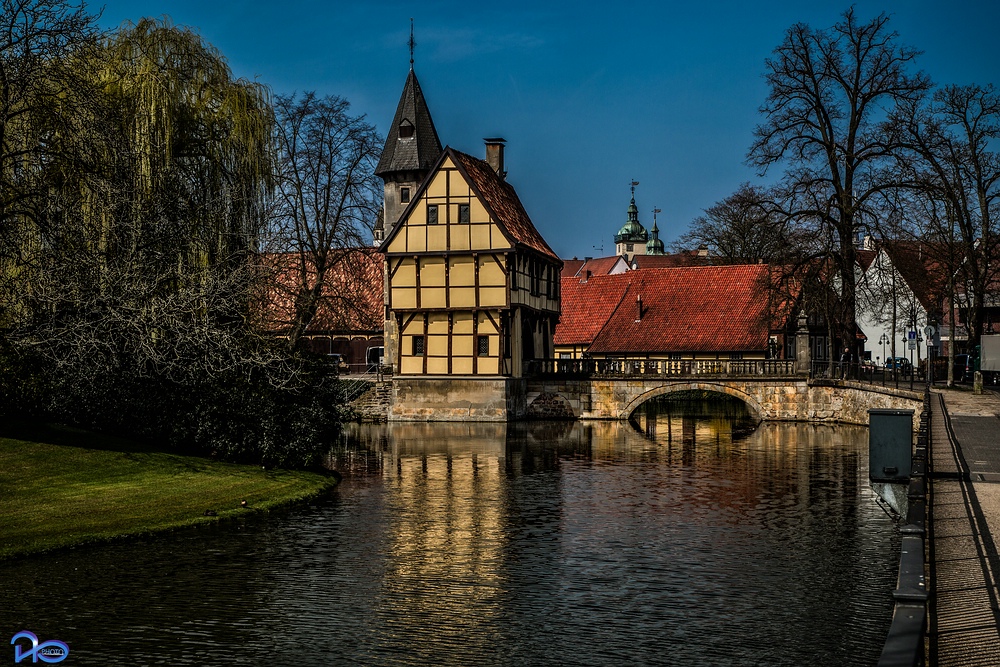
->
left=0, top=9, right=358, bottom=468
left=0, top=343, right=351, bottom=467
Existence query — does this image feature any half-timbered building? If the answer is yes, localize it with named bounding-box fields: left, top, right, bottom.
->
left=380, top=142, right=561, bottom=380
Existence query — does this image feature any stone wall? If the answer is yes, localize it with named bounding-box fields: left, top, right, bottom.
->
left=525, top=377, right=924, bottom=431
left=383, top=376, right=924, bottom=428
left=351, top=381, right=393, bottom=422
left=390, top=377, right=526, bottom=421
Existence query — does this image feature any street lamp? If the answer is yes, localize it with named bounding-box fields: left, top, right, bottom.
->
left=879, top=333, right=888, bottom=368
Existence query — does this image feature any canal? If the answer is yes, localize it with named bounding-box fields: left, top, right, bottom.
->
left=0, top=398, right=899, bottom=666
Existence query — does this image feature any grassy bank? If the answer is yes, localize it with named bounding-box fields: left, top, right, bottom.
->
left=0, top=425, right=338, bottom=560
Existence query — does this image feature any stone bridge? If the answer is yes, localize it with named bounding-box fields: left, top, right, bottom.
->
left=523, top=376, right=924, bottom=430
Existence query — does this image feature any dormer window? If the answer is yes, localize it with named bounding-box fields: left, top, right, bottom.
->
left=400, top=187, right=410, bottom=204
left=398, top=120, right=415, bottom=139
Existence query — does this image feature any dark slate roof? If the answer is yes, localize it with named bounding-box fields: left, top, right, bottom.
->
left=375, top=69, right=443, bottom=177
left=450, top=149, right=560, bottom=261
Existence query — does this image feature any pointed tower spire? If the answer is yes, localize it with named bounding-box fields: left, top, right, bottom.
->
left=375, top=33, right=443, bottom=235
left=408, top=18, right=415, bottom=69
left=646, top=207, right=665, bottom=255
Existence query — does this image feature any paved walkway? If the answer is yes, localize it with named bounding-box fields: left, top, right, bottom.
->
left=929, top=387, right=1000, bottom=665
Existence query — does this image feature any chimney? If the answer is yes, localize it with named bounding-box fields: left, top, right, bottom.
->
left=484, top=137, right=506, bottom=180
left=636, top=295, right=643, bottom=322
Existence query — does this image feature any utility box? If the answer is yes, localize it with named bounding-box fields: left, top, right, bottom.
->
left=868, top=409, right=913, bottom=482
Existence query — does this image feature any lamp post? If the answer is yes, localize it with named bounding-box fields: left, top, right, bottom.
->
left=879, top=333, right=888, bottom=369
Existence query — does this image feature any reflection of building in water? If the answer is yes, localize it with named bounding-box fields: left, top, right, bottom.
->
left=371, top=422, right=509, bottom=643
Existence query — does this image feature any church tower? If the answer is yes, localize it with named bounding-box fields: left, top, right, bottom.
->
left=374, top=65, right=443, bottom=244
left=646, top=208, right=665, bottom=255
left=614, top=181, right=648, bottom=260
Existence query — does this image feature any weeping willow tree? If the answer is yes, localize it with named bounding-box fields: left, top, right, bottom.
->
left=1, top=13, right=353, bottom=465
left=99, top=18, right=274, bottom=286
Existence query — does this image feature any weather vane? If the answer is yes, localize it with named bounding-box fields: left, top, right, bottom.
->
left=630, top=180, right=639, bottom=198
left=409, top=18, right=415, bottom=67
left=652, top=207, right=661, bottom=224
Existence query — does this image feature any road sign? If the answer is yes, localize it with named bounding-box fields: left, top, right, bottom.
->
left=924, top=325, right=936, bottom=339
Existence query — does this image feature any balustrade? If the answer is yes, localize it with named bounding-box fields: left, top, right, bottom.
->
left=528, top=358, right=797, bottom=378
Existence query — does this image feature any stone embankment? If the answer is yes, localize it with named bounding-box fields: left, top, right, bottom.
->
left=351, top=381, right=392, bottom=422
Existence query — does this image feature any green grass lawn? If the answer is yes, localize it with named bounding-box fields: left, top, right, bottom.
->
left=0, top=424, right=338, bottom=560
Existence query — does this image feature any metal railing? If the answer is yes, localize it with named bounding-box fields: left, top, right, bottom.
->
left=810, top=361, right=926, bottom=390
left=337, top=363, right=393, bottom=381
left=528, top=358, right=797, bottom=378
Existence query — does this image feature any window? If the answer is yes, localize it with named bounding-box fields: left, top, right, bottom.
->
left=458, top=204, right=470, bottom=223
left=626, top=243, right=634, bottom=251
left=412, top=336, right=425, bottom=356
left=398, top=121, right=414, bottom=138
left=427, top=204, right=439, bottom=224
left=669, top=353, right=682, bottom=360
left=400, top=187, right=410, bottom=204
left=477, top=335, right=490, bottom=357
left=729, top=353, right=743, bottom=360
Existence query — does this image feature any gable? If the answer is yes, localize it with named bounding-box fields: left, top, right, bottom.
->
left=384, top=154, right=511, bottom=254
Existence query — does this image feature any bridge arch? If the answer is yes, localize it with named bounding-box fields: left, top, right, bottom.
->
left=618, top=382, right=767, bottom=422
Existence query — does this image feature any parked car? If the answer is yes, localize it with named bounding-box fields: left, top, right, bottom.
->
left=366, top=346, right=384, bottom=373
left=885, top=357, right=912, bottom=375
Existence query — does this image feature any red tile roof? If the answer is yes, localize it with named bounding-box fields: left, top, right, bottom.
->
left=856, top=249, right=878, bottom=271
left=630, top=252, right=712, bottom=269
left=882, top=241, right=948, bottom=313
left=587, top=265, right=786, bottom=354
left=574, top=255, right=627, bottom=276
left=263, top=248, right=384, bottom=334
left=554, top=273, right=630, bottom=346
left=562, top=258, right=585, bottom=277
left=450, top=149, right=560, bottom=262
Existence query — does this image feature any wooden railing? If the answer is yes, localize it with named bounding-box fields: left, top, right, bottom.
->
left=527, top=358, right=798, bottom=378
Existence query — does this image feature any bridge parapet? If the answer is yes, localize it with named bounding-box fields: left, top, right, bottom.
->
left=528, top=358, right=798, bottom=378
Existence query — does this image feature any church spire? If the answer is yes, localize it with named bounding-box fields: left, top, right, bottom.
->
left=375, top=32, right=444, bottom=238
left=614, top=180, right=649, bottom=260
left=646, top=207, right=665, bottom=255
left=408, top=18, right=415, bottom=69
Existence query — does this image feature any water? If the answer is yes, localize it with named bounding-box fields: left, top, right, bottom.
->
left=0, top=405, right=899, bottom=666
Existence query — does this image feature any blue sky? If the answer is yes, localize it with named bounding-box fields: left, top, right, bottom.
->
left=95, top=1, right=1000, bottom=259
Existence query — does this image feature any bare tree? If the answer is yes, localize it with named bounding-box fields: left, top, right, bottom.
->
left=269, top=92, right=382, bottom=351
left=890, top=84, right=1000, bottom=355
left=749, top=8, right=931, bottom=359
left=672, top=183, right=795, bottom=264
